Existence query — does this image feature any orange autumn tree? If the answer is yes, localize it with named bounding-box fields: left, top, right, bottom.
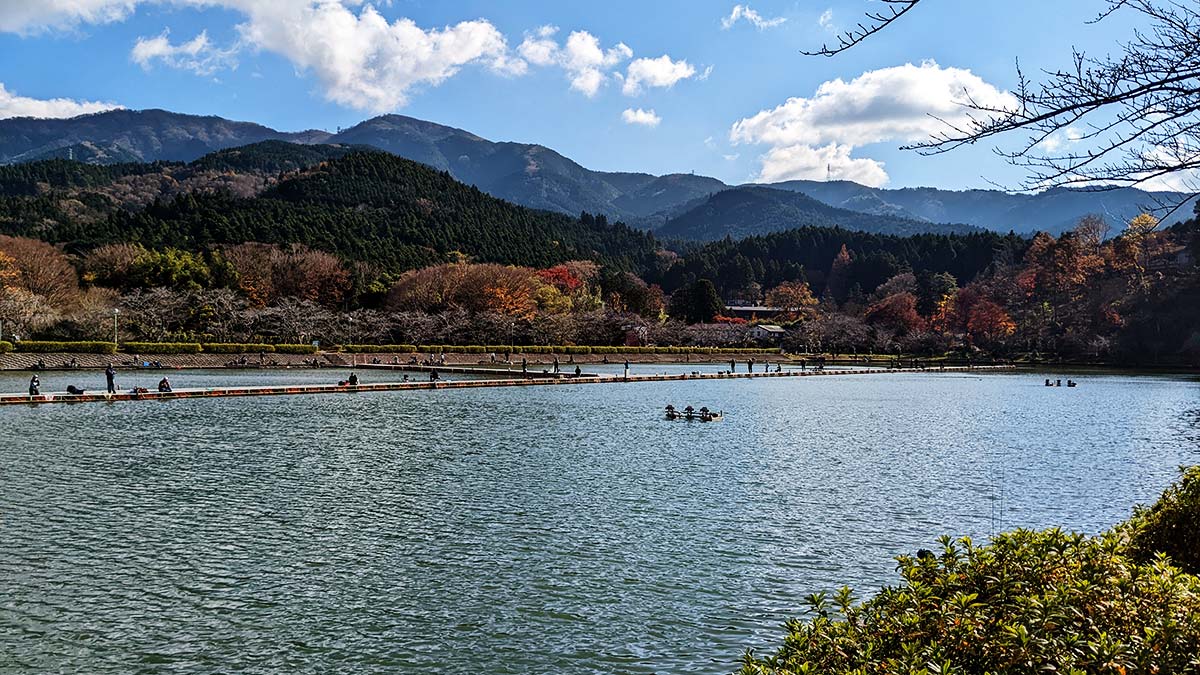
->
left=765, top=280, right=819, bottom=321
left=864, top=292, right=926, bottom=335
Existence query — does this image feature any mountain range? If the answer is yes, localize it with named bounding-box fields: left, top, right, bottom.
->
left=1, top=108, right=1191, bottom=240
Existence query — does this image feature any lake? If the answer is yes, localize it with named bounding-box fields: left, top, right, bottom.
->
left=1, top=368, right=1196, bottom=674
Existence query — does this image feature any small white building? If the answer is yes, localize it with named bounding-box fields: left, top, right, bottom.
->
left=750, top=324, right=786, bottom=342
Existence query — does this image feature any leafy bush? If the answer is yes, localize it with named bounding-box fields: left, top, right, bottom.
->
left=0, top=340, right=11, bottom=354
left=120, top=342, right=202, bottom=354
left=740, top=468, right=1200, bottom=675
left=1126, top=465, right=1200, bottom=574
left=344, top=344, right=418, bottom=354
left=273, top=344, right=319, bottom=355
left=15, top=341, right=116, bottom=354
left=201, top=343, right=277, bottom=354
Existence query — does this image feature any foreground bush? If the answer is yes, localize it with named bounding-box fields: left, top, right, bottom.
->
left=1126, top=466, right=1200, bottom=575
left=742, top=469, right=1200, bottom=675
left=14, top=341, right=116, bottom=354
left=0, top=340, right=11, bottom=354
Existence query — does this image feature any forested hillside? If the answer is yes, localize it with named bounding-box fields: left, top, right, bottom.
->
left=0, top=146, right=658, bottom=272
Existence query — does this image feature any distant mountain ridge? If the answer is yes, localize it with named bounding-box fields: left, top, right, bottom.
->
left=659, top=186, right=980, bottom=240
left=1, top=108, right=1191, bottom=239
left=764, top=180, right=1196, bottom=236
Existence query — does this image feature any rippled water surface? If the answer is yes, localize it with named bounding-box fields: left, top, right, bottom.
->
left=1, top=368, right=1197, bottom=674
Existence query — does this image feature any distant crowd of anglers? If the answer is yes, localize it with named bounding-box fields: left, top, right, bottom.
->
left=27, top=364, right=175, bottom=397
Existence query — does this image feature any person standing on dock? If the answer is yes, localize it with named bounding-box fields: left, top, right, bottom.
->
left=729, top=359, right=736, bottom=373
left=28, top=374, right=39, bottom=396
left=574, top=365, right=582, bottom=378
left=553, top=356, right=560, bottom=374
left=105, top=364, right=116, bottom=394
left=521, top=357, right=528, bottom=375
left=747, top=359, right=754, bottom=373
left=624, top=360, right=630, bottom=380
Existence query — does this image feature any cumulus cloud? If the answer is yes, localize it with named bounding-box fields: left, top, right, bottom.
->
left=0, top=82, right=122, bottom=119
left=7, top=1, right=526, bottom=112
left=0, top=0, right=141, bottom=33
left=519, top=27, right=632, bottom=97
left=721, top=4, right=786, bottom=30
left=621, top=107, right=661, bottom=127
left=730, top=60, right=1015, bottom=186
left=232, top=2, right=523, bottom=111
left=622, top=55, right=695, bottom=96
left=131, top=29, right=237, bottom=75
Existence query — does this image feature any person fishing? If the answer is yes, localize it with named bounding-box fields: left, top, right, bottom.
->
left=105, top=364, right=116, bottom=394
left=28, top=374, right=39, bottom=396
left=157, top=377, right=172, bottom=393
left=348, top=372, right=359, bottom=386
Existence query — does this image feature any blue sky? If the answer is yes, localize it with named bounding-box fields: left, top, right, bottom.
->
left=0, top=0, right=1144, bottom=189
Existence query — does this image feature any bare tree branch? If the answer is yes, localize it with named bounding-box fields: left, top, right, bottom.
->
left=802, top=0, right=921, bottom=57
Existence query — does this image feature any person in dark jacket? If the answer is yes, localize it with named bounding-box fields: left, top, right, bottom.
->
left=28, top=374, right=39, bottom=396
left=348, top=372, right=359, bottom=386
left=105, top=364, right=116, bottom=394
left=157, top=377, right=172, bottom=393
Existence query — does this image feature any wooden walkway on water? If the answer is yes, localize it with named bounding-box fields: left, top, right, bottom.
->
left=0, top=365, right=1013, bottom=407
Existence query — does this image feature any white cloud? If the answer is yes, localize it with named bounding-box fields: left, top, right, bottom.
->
left=0, top=0, right=141, bottom=33
left=730, top=60, right=1015, bottom=186
left=131, top=29, right=237, bottom=75
left=6, top=1, right=526, bottom=112
left=232, top=2, right=523, bottom=111
left=518, top=28, right=632, bottom=97
left=622, top=55, right=696, bottom=96
left=622, top=107, right=661, bottom=127
left=818, top=9, right=834, bottom=32
left=0, top=82, right=122, bottom=119
left=721, top=4, right=786, bottom=30
left=1038, top=125, right=1084, bottom=152
left=757, top=143, right=888, bottom=186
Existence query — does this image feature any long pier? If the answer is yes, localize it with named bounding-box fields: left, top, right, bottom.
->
left=0, top=365, right=1012, bottom=407
left=356, top=363, right=598, bottom=379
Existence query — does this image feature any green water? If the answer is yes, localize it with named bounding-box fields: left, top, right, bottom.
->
left=1, top=369, right=1196, bottom=673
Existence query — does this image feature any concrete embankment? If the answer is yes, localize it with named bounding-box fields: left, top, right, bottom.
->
left=0, top=365, right=1013, bottom=407
left=0, top=351, right=785, bottom=371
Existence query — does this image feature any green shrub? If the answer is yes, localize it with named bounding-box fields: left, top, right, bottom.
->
left=273, top=344, right=319, bottom=355
left=0, top=340, right=11, bottom=354
left=740, top=467, right=1200, bottom=675
left=344, top=344, right=418, bottom=353
left=202, top=343, right=277, bottom=354
left=15, top=341, right=117, bottom=354
left=1126, top=466, right=1200, bottom=574
left=120, top=342, right=202, bottom=354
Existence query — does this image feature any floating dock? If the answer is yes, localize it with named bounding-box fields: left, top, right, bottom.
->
left=0, top=365, right=1013, bottom=407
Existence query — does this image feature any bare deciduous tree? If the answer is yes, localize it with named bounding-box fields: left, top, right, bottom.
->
left=816, top=0, right=1200, bottom=211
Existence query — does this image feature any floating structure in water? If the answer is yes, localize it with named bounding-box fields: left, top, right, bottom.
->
left=665, top=404, right=724, bottom=422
